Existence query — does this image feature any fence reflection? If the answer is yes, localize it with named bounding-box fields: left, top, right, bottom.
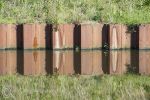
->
left=0, top=50, right=149, bottom=75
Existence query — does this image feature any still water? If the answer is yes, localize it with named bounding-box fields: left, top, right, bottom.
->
left=0, top=50, right=148, bottom=75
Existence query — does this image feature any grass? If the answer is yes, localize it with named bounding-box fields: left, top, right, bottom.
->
left=0, top=74, right=150, bottom=100
left=0, top=0, right=150, bottom=24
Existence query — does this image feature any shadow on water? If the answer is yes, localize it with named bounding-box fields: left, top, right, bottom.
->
left=74, top=51, right=81, bottom=74
left=17, top=50, right=24, bottom=75
left=45, top=50, right=53, bottom=75
left=128, top=50, right=139, bottom=74
left=1, top=50, right=150, bottom=76
left=102, top=50, right=110, bottom=74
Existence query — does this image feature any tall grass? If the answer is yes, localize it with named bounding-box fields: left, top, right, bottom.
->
left=0, top=0, right=150, bottom=24
left=0, top=75, right=150, bottom=100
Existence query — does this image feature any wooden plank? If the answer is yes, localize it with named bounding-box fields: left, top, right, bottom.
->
left=121, top=25, right=131, bottom=48
left=38, top=24, right=46, bottom=49
left=139, top=24, right=150, bottom=49
left=0, top=24, right=7, bottom=49
left=81, top=24, right=93, bottom=49
left=63, top=24, right=74, bottom=49
left=6, top=24, right=17, bottom=49
left=92, top=23, right=103, bottom=49
left=109, top=24, right=122, bottom=49
left=53, top=25, right=64, bottom=49
left=24, top=24, right=36, bottom=49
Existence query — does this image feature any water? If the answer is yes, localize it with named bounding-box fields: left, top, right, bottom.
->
left=0, top=50, right=148, bottom=75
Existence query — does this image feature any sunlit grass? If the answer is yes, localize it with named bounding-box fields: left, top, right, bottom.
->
left=0, top=74, right=150, bottom=100
left=0, top=0, right=150, bottom=24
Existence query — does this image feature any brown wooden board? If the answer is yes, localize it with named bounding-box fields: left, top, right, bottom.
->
left=0, top=24, right=7, bottom=49
left=81, top=24, right=93, bottom=49
left=38, top=24, right=46, bottom=49
left=109, top=24, right=131, bottom=49
left=24, top=24, right=37, bottom=49
left=24, top=24, right=47, bottom=49
left=122, top=25, right=131, bottom=49
left=109, top=24, right=122, bottom=49
left=53, top=25, right=64, bottom=49
left=139, top=24, right=150, bottom=49
left=63, top=24, right=74, bottom=49
left=92, top=23, right=103, bottom=49
left=6, top=24, right=17, bottom=49
left=0, top=24, right=17, bottom=49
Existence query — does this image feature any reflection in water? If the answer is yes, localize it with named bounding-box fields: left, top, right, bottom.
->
left=74, top=51, right=103, bottom=75
left=0, top=50, right=150, bottom=75
left=0, top=51, right=17, bottom=75
left=53, top=51, right=74, bottom=75
left=139, top=51, right=150, bottom=75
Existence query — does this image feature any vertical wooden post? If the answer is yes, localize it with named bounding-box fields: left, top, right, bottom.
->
left=109, top=24, right=131, bottom=49
left=24, top=24, right=47, bottom=49
left=139, top=24, right=150, bottom=49
left=81, top=24, right=93, bottom=49
left=63, top=24, right=74, bottom=49
left=0, top=24, right=17, bottom=49
left=53, top=24, right=64, bottom=49
left=24, top=24, right=37, bottom=49
left=7, top=24, right=17, bottom=49
left=92, top=23, right=103, bottom=49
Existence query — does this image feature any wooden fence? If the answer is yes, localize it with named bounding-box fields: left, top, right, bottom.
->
left=0, top=23, right=148, bottom=50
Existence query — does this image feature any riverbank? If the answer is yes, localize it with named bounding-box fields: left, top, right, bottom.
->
left=0, top=74, right=150, bottom=100
left=0, top=0, right=150, bottom=24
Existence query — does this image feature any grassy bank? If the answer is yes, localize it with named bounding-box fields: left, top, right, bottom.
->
left=0, top=74, right=150, bottom=100
left=0, top=0, right=150, bottom=24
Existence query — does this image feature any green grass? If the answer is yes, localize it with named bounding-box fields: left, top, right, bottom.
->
left=0, top=0, right=150, bottom=24
left=0, top=74, right=150, bottom=100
